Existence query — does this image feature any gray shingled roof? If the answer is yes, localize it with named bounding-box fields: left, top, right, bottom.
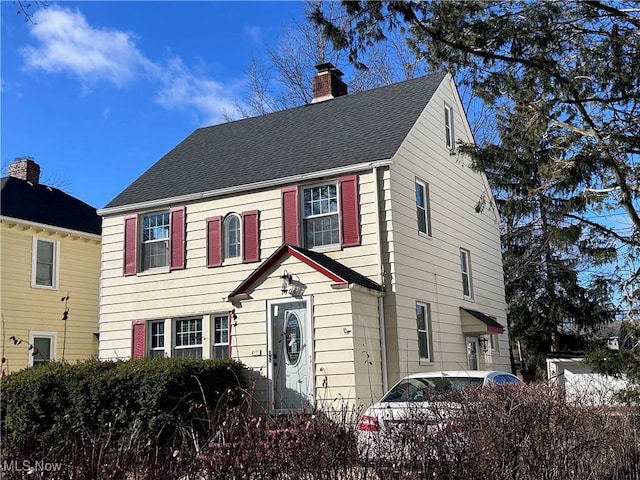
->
left=1, top=177, right=101, bottom=235
left=106, top=72, right=447, bottom=209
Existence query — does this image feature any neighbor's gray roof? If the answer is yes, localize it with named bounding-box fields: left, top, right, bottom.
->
left=106, top=72, right=447, bottom=209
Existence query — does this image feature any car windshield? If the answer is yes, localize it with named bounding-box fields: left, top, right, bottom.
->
left=381, top=376, right=484, bottom=403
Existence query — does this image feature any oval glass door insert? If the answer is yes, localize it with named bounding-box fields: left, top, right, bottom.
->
left=285, top=312, right=302, bottom=365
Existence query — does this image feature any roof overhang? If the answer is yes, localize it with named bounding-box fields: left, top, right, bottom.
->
left=228, top=244, right=382, bottom=302
left=98, top=159, right=392, bottom=216
left=0, top=215, right=102, bottom=241
left=460, top=307, right=504, bottom=335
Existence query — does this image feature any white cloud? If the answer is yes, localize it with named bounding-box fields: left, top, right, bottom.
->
left=19, top=5, right=244, bottom=124
left=21, top=5, right=145, bottom=87
left=154, top=57, right=243, bottom=125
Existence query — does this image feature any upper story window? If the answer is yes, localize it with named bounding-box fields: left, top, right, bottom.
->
left=213, top=314, right=230, bottom=359
left=123, top=206, right=186, bottom=276
left=173, top=317, right=202, bottom=359
left=207, top=211, right=260, bottom=267
left=416, top=302, right=432, bottom=362
left=32, top=238, right=59, bottom=289
left=444, top=104, right=454, bottom=149
left=415, top=178, right=432, bottom=236
left=281, top=175, right=360, bottom=250
left=303, top=184, right=339, bottom=248
left=460, top=248, right=473, bottom=298
left=142, top=212, right=170, bottom=270
left=224, top=214, right=241, bottom=259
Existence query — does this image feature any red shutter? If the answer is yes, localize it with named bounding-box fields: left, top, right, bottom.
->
left=206, top=216, right=223, bottom=267
left=339, top=175, right=360, bottom=247
left=131, top=320, right=146, bottom=359
left=170, top=206, right=186, bottom=270
left=281, top=186, right=299, bottom=246
left=123, top=215, right=138, bottom=276
left=242, top=210, right=260, bottom=263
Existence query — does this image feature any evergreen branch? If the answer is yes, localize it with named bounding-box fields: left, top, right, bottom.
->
left=565, top=212, right=634, bottom=245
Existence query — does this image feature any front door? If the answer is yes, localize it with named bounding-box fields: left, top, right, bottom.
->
left=268, top=298, right=313, bottom=412
left=466, top=336, right=479, bottom=370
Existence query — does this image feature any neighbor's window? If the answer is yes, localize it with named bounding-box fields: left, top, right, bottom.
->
left=415, top=179, right=431, bottom=236
left=460, top=248, right=472, bottom=297
left=149, top=320, right=165, bottom=358
left=141, top=212, right=170, bottom=270
left=224, top=214, right=241, bottom=259
left=303, top=183, right=339, bottom=248
left=445, top=104, right=454, bottom=149
left=173, top=318, right=203, bottom=358
left=28, top=331, right=56, bottom=366
left=32, top=238, right=58, bottom=288
left=416, top=302, right=432, bottom=362
left=213, top=314, right=230, bottom=359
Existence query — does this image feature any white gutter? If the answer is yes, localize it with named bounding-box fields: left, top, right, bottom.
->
left=378, top=296, right=388, bottom=392
left=373, top=165, right=389, bottom=392
left=0, top=216, right=102, bottom=241
left=98, top=159, right=393, bottom=216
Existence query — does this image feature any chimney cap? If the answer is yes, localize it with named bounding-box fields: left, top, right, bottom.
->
left=315, top=62, right=344, bottom=77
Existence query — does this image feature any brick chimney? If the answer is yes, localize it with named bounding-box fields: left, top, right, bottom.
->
left=8, top=157, right=40, bottom=184
left=311, top=62, right=348, bottom=103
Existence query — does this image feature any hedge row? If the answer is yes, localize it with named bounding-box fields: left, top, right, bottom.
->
left=1, top=357, right=245, bottom=479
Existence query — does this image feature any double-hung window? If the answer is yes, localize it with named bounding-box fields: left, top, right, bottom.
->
left=28, top=331, right=56, bottom=366
left=415, top=179, right=431, bottom=236
left=281, top=175, right=360, bottom=250
left=460, top=248, right=472, bottom=298
left=416, top=302, right=432, bottom=362
left=149, top=320, right=165, bottom=358
left=141, top=212, right=170, bottom=270
left=173, top=317, right=203, bottom=358
left=302, top=184, right=339, bottom=248
left=213, top=315, right=230, bottom=359
left=124, top=206, right=185, bottom=275
left=224, top=214, right=241, bottom=260
left=32, top=238, right=58, bottom=288
left=445, top=104, right=454, bottom=149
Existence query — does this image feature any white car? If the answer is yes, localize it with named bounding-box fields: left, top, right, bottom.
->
left=357, top=370, right=522, bottom=468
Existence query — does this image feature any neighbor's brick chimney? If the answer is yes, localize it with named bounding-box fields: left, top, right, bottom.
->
left=311, top=62, right=348, bottom=103
left=8, top=157, right=40, bottom=184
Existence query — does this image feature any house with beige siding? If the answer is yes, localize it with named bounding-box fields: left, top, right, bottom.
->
left=1, top=158, right=101, bottom=374
left=98, top=65, right=510, bottom=412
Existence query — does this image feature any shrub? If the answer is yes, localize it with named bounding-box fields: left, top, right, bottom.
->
left=1, top=357, right=245, bottom=479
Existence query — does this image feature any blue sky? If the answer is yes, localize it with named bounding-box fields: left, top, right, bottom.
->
left=2, top=1, right=306, bottom=209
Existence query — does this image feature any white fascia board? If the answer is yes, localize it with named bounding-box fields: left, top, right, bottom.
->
left=0, top=216, right=101, bottom=241
left=98, top=160, right=393, bottom=217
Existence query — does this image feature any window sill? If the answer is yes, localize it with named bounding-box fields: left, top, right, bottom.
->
left=138, top=266, right=171, bottom=276
left=418, top=231, right=432, bottom=239
left=419, top=358, right=433, bottom=366
left=223, top=256, right=242, bottom=266
left=31, top=283, right=58, bottom=290
left=306, top=243, right=341, bottom=254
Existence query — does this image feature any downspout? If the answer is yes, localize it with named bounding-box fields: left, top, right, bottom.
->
left=373, top=165, right=389, bottom=392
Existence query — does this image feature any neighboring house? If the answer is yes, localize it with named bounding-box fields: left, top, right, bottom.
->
left=98, top=65, right=511, bottom=412
left=0, top=158, right=102, bottom=374
left=547, top=322, right=630, bottom=405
